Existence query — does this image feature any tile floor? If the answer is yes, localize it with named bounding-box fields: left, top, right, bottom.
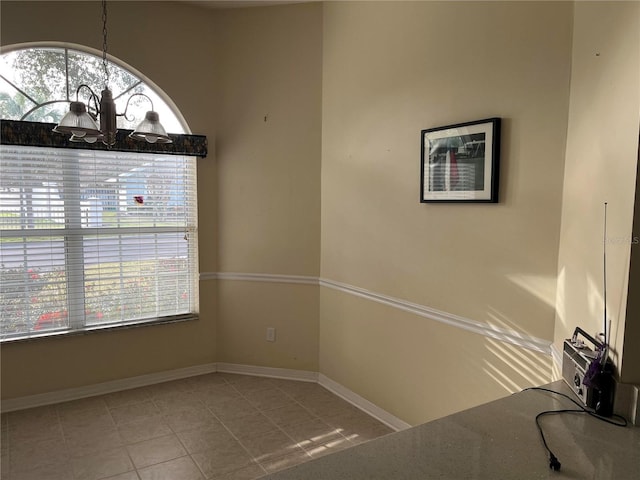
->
left=1, top=373, right=394, bottom=480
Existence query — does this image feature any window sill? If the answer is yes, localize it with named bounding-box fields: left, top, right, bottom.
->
left=0, top=314, right=198, bottom=344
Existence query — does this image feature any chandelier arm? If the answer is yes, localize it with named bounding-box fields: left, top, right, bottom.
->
left=88, top=93, right=101, bottom=118
left=75, top=84, right=101, bottom=117
left=122, top=93, right=155, bottom=122
left=75, top=84, right=98, bottom=101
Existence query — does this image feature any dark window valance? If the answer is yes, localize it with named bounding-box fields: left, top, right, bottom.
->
left=1, top=120, right=208, bottom=158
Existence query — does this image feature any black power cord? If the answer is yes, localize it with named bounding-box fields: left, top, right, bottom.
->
left=522, top=387, right=628, bottom=472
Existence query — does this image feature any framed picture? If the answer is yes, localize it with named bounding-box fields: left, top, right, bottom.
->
left=420, top=117, right=501, bottom=203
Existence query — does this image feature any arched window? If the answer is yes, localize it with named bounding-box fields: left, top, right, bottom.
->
left=0, top=44, right=186, bottom=134
left=0, top=45, right=203, bottom=341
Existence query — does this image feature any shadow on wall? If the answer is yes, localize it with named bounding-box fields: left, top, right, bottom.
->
left=483, top=338, right=551, bottom=393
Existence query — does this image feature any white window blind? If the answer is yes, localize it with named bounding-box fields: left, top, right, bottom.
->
left=0, top=145, right=199, bottom=341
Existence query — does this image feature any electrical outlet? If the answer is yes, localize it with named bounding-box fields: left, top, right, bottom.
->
left=266, top=327, right=276, bottom=342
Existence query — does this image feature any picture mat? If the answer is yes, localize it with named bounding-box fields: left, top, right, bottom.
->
left=422, top=123, right=494, bottom=201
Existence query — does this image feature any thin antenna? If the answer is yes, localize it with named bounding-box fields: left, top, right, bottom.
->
left=602, top=202, right=608, bottom=364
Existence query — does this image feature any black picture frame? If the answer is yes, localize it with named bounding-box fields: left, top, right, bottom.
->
left=420, top=117, right=500, bottom=203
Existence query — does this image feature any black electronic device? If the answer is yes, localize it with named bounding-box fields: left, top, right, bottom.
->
left=562, top=327, right=615, bottom=416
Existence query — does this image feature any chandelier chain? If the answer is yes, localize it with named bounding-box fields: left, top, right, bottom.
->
left=101, top=0, right=109, bottom=87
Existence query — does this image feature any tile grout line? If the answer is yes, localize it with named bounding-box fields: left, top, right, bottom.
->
left=110, top=393, right=157, bottom=480
left=269, top=384, right=355, bottom=452
left=213, top=380, right=300, bottom=476
left=55, top=403, right=77, bottom=480
left=205, top=380, right=261, bottom=477
left=147, top=378, right=222, bottom=480
left=154, top=375, right=269, bottom=480
left=56, top=404, right=75, bottom=480
left=198, top=376, right=260, bottom=480
left=105, top=396, right=138, bottom=480
left=99, top=381, right=206, bottom=479
left=253, top=386, right=315, bottom=470
left=272, top=385, right=350, bottom=458
left=232, top=379, right=355, bottom=467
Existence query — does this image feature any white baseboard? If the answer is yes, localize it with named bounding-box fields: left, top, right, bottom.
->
left=2, top=362, right=411, bottom=433
left=215, top=362, right=318, bottom=383
left=1, top=363, right=218, bottom=413
left=318, top=374, right=411, bottom=432
left=216, top=364, right=410, bottom=431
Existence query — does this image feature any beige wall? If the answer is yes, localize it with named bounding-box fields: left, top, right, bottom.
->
left=213, top=4, right=322, bottom=276
left=212, top=4, right=323, bottom=371
left=320, top=288, right=552, bottom=425
left=0, top=1, right=220, bottom=398
left=553, top=1, right=640, bottom=383
left=2, top=0, right=639, bottom=426
left=319, top=1, right=573, bottom=424
left=217, top=282, right=319, bottom=371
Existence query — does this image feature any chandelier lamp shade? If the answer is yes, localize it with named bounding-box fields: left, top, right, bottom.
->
left=54, top=86, right=172, bottom=145
left=53, top=0, right=172, bottom=146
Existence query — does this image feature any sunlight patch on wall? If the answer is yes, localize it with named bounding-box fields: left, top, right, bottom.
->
left=555, top=267, right=566, bottom=326
left=505, top=273, right=557, bottom=309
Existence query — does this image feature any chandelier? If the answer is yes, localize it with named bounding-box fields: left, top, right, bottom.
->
left=53, top=0, right=171, bottom=146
